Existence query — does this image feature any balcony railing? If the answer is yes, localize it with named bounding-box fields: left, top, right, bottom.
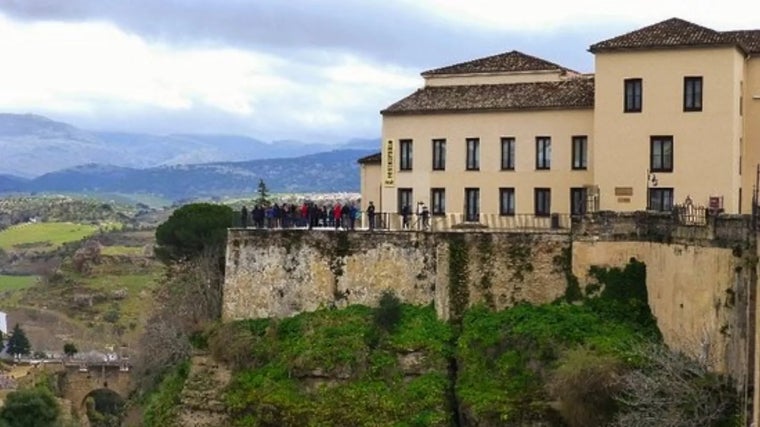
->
left=232, top=210, right=572, bottom=232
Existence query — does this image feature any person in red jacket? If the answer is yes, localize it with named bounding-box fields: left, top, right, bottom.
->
left=333, top=203, right=342, bottom=230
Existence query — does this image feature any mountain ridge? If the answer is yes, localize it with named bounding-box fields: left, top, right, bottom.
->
left=0, top=113, right=379, bottom=177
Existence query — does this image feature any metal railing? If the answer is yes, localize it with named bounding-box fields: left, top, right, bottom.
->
left=673, top=204, right=708, bottom=226
left=232, top=211, right=571, bottom=232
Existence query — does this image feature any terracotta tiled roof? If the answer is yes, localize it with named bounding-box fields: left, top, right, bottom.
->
left=421, top=50, right=576, bottom=76
left=382, top=77, right=594, bottom=115
left=357, top=152, right=381, bottom=164
left=590, top=18, right=740, bottom=53
left=724, top=30, right=760, bottom=54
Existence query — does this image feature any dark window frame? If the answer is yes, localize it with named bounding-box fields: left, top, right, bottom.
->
left=571, top=136, right=587, bottom=170
left=648, top=188, right=674, bottom=212
left=501, top=137, right=515, bottom=171
left=534, top=188, right=551, bottom=217
left=464, top=187, right=480, bottom=222
left=536, top=136, right=551, bottom=170
left=650, top=136, right=673, bottom=172
left=397, top=188, right=413, bottom=214
left=466, top=138, right=480, bottom=171
left=570, top=187, right=587, bottom=216
left=499, top=187, right=515, bottom=216
left=684, top=76, right=703, bottom=112
left=430, top=188, right=445, bottom=216
left=432, top=139, right=446, bottom=171
left=399, top=139, right=413, bottom=171
left=624, top=78, right=642, bottom=112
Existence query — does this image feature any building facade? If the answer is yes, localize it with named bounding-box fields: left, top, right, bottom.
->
left=359, top=18, right=760, bottom=224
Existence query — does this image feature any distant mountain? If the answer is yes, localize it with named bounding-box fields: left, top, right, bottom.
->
left=0, top=113, right=379, bottom=177
left=0, top=174, right=28, bottom=192
left=15, top=149, right=374, bottom=200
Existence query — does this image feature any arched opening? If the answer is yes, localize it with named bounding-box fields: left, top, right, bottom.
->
left=82, top=388, right=126, bottom=427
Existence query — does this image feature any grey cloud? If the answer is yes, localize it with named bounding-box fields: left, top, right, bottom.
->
left=0, top=0, right=621, bottom=71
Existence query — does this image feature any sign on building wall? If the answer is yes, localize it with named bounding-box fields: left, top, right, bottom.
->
left=383, top=139, right=395, bottom=187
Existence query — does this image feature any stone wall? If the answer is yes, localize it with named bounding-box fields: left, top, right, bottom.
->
left=223, top=230, right=569, bottom=321
left=224, top=213, right=756, bottom=381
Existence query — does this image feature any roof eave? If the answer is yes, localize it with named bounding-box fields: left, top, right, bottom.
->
left=589, top=42, right=747, bottom=55
left=382, top=105, right=594, bottom=116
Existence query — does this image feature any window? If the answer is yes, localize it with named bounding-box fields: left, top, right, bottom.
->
left=465, top=188, right=480, bottom=222
left=648, top=188, right=673, bottom=212
left=397, top=188, right=412, bottom=213
left=501, top=137, right=515, bottom=170
left=570, top=188, right=587, bottom=216
left=432, top=139, right=446, bottom=171
left=534, top=188, right=551, bottom=217
left=399, top=139, right=413, bottom=171
left=431, top=188, right=445, bottom=215
left=572, top=136, right=587, bottom=170
left=624, top=78, right=642, bottom=112
left=536, top=137, right=551, bottom=170
left=650, top=136, right=673, bottom=172
left=684, top=76, right=703, bottom=111
left=466, top=138, right=480, bottom=170
left=499, top=188, right=515, bottom=216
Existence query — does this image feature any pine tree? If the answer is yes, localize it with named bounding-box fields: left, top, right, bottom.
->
left=6, top=324, right=30, bottom=357
left=255, top=179, right=271, bottom=207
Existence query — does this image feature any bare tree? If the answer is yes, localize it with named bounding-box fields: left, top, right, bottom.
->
left=611, top=342, right=737, bottom=427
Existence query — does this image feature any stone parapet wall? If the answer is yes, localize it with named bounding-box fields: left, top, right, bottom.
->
left=573, top=211, right=752, bottom=247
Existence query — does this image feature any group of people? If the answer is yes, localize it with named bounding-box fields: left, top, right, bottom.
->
left=400, top=203, right=430, bottom=230
left=239, top=201, right=363, bottom=230
left=238, top=200, right=431, bottom=231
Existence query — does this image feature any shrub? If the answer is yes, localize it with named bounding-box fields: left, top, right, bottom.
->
left=0, top=387, right=60, bottom=427
left=374, top=290, right=402, bottom=333
left=548, top=346, right=624, bottom=427
left=208, top=322, right=259, bottom=371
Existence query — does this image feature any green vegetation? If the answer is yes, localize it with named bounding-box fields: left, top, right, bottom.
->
left=6, top=324, right=31, bottom=356
left=254, top=179, right=271, bottom=207
left=217, top=304, right=453, bottom=426
left=0, top=386, right=60, bottom=427
left=63, top=342, right=78, bottom=357
left=0, top=274, right=38, bottom=291
left=154, top=203, right=233, bottom=263
left=143, top=361, right=190, bottom=427
left=150, top=258, right=731, bottom=427
left=0, top=222, right=99, bottom=252
left=100, top=245, right=145, bottom=256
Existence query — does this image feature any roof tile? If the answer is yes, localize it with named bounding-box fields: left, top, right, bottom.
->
left=724, top=30, right=760, bottom=54
left=421, top=50, right=576, bottom=76
left=357, top=152, right=381, bottom=164
left=382, top=77, right=594, bottom=115
left=590, top=18, right=738, bottom=52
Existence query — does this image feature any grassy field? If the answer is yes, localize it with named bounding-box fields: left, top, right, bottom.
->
left=0, top=222, right=100, bottom=251
left=101, top=245, right=146, bottom=256
left=0, top=274, right=38, bottom=291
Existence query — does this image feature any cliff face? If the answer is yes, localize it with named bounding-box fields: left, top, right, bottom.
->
left=224, top=212, right=757, bottom=380
left=223, top=230, right=569, bottom=321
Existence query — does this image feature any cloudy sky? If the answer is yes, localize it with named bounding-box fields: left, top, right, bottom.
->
left=0, top=0, right=758, bottom=143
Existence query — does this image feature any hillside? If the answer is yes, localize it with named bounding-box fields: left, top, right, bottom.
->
left=0, top=113, right=378, bottom=178
left=10, top=149, right=373, bottom=200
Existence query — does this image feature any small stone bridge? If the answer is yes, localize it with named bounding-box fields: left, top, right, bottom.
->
left=59, top=361, right=131, bottom=415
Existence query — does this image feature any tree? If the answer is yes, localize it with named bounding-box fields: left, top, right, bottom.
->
left=6, top=324, right=30, bottom=357
left=254, top=179, right=271, bottom=207
left=0, top=387, right=60, bottom=427
left=63, top=342, right=78, bottom=357
left=154, top=203, right=233, bottom=264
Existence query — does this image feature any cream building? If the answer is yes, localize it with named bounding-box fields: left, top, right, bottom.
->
left=359, top=18, right=760, bottom=224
